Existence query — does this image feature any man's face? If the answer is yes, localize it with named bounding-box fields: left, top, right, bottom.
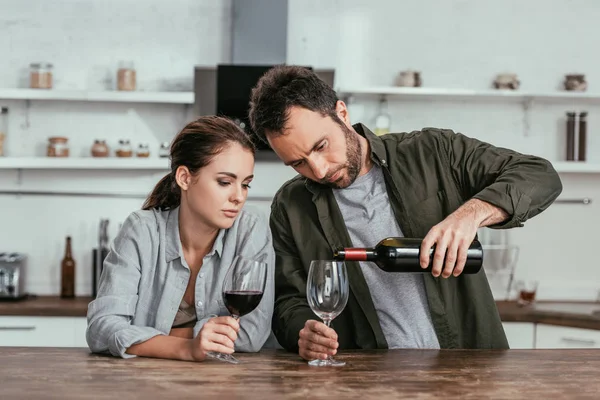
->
left=266, top=102, right=362, bottom=189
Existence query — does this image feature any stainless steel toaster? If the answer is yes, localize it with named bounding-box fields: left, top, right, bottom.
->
left=0, top=252, right=27, bottom=299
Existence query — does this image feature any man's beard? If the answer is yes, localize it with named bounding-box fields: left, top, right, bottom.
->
left=319, top=124, right=362, bottom=189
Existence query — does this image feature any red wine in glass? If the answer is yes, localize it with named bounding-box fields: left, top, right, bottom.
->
left=206, top=256, right=268, bottom=364
left=223, top=290, right=264, bottom=317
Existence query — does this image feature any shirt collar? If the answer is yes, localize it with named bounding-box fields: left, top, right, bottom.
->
left=165, top=206, right=226, bottom=263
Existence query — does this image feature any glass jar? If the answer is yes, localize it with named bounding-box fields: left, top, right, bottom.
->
left=0, top=107, right=7, bottom=156
left=115, top=139, right=133, bottom=157
left=30, top=63, right=54, bottom=89
left=91, top=140, right=110, bottom=157
left=159, top=142, right=170, bottom=158
left=47, top=137, right=69, bottom=157
left=136, top=143, right=150, bottom=158
left=117, top=61, right=136, bottom=91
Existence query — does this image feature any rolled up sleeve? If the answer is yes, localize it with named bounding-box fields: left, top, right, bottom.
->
left=431, top=128, right=563, bottom=228
left=86, top=213, right=164, bottom=358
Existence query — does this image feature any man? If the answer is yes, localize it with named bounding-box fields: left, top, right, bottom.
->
left=248, top=65, right=562, bottom=360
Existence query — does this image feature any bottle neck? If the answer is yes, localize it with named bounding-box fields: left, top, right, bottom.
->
left=333, top=248, right=376, bottom=261
left=65, top=237, right=72, bottom=258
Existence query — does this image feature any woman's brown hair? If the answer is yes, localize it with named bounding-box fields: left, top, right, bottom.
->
left=143, top=116, right=255, bottom=210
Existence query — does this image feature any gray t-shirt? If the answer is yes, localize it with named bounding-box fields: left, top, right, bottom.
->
left=333, top=165, right=440, bottom=349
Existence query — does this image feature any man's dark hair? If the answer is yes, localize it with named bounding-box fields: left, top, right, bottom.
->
left=249, top=65, right=339, bottom=143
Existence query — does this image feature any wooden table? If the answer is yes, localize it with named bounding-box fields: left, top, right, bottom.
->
left=1, top=348, right=599, bottom=399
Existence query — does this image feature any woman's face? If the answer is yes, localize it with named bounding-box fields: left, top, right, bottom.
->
left=176, top=142, right=255, bottom=230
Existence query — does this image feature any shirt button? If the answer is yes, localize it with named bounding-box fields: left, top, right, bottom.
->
left=199, top=273, right=204, bottom=278
left=197, top=301, right=203, bottom=307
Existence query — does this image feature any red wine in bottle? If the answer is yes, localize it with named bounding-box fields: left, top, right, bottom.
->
left=333, top=237, right=483, bottom=274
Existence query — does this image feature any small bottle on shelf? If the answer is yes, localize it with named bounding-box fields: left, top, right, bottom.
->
left=565, top=112, right=576, bottom=161
left=0, top=107, right=8, bottom=156
left=61, top=236, right=76, bottom=298
left=578, top=112, right=587, bottom=162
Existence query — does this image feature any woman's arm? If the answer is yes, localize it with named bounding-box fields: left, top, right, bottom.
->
left=86, top=213, right=166, bottom=358
left=169, top=328, right=194, bottom=339
left=128, top=335, right=192, bottom=360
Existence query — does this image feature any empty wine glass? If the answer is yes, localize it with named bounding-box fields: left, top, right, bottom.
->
left=306, top=260, right=349, bottom=367
left=206, top=255, right=267, bottom=364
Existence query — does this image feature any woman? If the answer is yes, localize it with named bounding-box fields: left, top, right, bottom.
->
left=86, top=116, right=274, bottom=361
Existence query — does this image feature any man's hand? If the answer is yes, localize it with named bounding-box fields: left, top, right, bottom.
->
left=298, top=320, right=339, bottom=361
left=420, top=199, right=509, bottom=278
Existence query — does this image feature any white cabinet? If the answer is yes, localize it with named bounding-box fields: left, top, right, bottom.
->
left=0, top=316, right=87, bottom=347
left=536, top=324, right=600, bottom=349
left=502, top=322, right=535, bottom=349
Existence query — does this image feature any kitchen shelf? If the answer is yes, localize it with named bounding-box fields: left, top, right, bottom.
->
left=552, top=162, right=600, bottom=174
left=0, top=157, right=170, bottom=170
left=0, top=89, right=194, bottom=104
left=0, top=158, right=598, bottom=173
left=337, top=87, right=600, bottom=102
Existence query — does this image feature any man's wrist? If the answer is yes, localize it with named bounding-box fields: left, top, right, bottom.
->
left=467, top=198, right=509, bottom=227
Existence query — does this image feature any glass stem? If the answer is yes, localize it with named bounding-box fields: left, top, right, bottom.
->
left=323, top=318, right=333, bottom=361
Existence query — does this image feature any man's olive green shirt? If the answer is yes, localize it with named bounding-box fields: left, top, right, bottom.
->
left=270, top=124, right=562, bottom=351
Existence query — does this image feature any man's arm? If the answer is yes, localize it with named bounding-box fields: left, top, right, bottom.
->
left=419, top=129, right=562, bottom=278
left=269, top=199, right=320, bottom=353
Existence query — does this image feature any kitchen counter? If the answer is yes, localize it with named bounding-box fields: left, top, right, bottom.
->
left=497, top=300, right=600, bottom=331
left=1, top=347, right=599, bottom=399
left=0, top=295, right=91, bottom=317
left=1, top=296, right=600, bottom=331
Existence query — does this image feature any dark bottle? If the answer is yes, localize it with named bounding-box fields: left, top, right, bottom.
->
left=566, top=112, right=576, bottom=161
left=333, top=237, right=483, bottom=274
left=578, top=111, right=587, bottom=162
left=61, top=236, right=76, bottom=298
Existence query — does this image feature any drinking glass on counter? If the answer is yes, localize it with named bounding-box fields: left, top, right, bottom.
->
left=205, top=255, right=268, bottom=364
left=306, top=260, right=349, bottom=367
left=516, top=280, right=539, bottom=307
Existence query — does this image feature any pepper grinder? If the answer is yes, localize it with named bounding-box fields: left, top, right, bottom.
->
left=578, top=112, right=587, bottom=162
left=566, top=112, right=576, bottom=161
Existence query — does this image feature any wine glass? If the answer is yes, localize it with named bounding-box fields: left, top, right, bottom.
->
left=306, top=260, right=349, bottom=367
left=206, top=255, right=268, bottom=364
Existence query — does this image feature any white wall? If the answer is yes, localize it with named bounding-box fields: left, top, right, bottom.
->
left=0, top=0, right=296, bottom=296
left=1, top=0, right=599, bottom=300
left=287, top=0, right=600, bottom=299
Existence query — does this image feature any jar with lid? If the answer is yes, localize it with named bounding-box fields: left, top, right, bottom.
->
left=91, top=140, right=110, bottom=157
left=47, top=137, right=69, bottom=157
left=30, top=63, right=54, bottom=89
left=0, top=107, right=8, bottom=156
left=117, top=61, right=136, bottom=91
left=159, top=142, right=170, bottom=158
left=136, top=143, right=150, bottom=158
left=115, top=139, right=133, bottom=157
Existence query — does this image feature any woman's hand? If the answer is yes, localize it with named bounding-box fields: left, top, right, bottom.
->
left=188, top=316, right=240, bottom=361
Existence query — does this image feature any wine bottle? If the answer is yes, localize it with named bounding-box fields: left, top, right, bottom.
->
left=61, top=236, right=76, bottom=298
left=333, top=237, right=483, bottom=274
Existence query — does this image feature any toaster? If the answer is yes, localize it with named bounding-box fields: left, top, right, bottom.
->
left=0, top=252, right=27, bottom=299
